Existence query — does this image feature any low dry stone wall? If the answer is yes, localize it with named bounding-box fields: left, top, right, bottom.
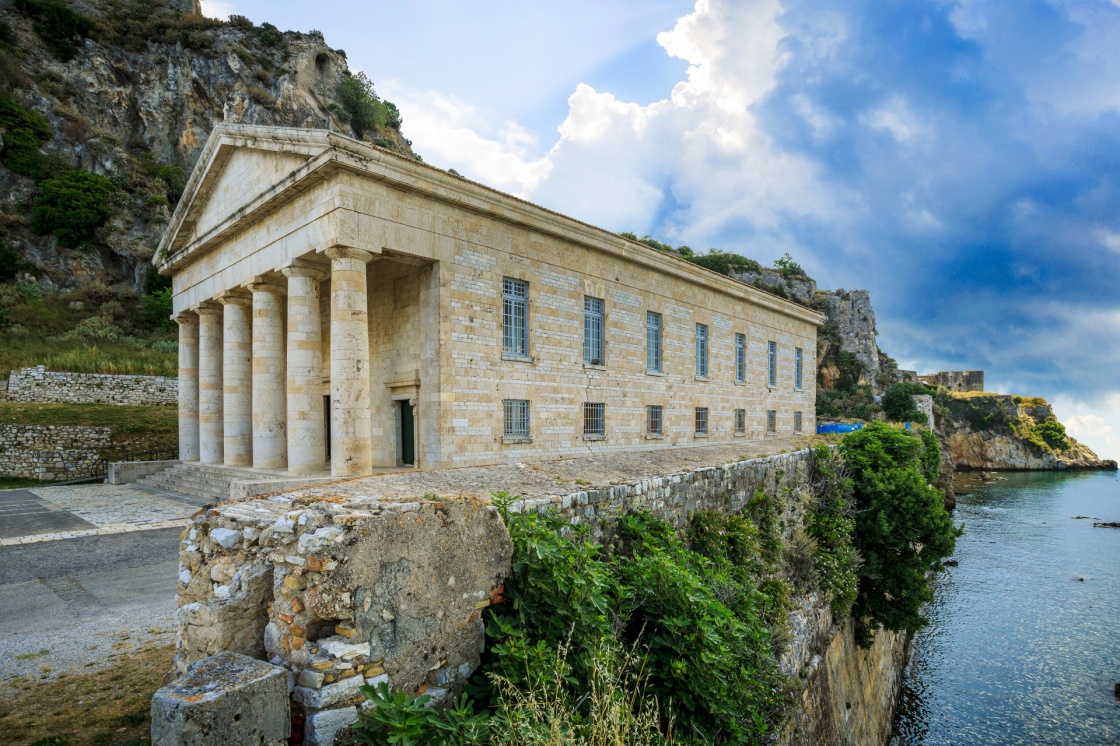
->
left=3, top=366, right=177, bottom=406
left=0, top=424, right=111, bottom=480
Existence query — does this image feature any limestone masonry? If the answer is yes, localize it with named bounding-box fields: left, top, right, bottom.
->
left=0, top=424, right=110, bottom=481
left=2, top=366, right=178, bottom=406
left=157, top=124, right=823, bottom=479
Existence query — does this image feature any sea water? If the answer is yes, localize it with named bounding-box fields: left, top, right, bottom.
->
left=891, top=470, right=1120, bottom=745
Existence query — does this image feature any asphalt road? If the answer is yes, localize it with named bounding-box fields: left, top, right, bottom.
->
left=0, top=527, right=183, bottom=689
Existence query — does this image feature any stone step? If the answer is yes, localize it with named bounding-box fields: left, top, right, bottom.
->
left=175, top=463, right=289, bottom=480
left=137, top=462, right=296, bottom=502
left=138, top=474, right=227, bottom=502
left=141, top=472, right=230, bottom=495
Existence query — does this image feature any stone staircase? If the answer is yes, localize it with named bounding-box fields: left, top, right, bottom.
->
left=137, top=462, right=292, bottom=503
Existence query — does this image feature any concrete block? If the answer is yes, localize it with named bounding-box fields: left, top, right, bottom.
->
left=305, top=706, right=360, bottom=746
left=107, top=459, right=181, bottom=485
left=151, top=651, right=289, bottom=745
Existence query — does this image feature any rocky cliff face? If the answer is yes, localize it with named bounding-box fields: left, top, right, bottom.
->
left=936, top=394, right=1117, bottom=471
left=812, top=290, right=887, bottom=393
left=730, top=266, right=817, bottom=306
left=0, top=0, right=412, bottom=292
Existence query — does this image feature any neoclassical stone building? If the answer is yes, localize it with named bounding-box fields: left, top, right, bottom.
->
left=159, top=124, right=823, bottom=477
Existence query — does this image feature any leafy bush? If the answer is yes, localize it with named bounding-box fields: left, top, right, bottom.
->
left=807, top=445, right=860, bottom=618
left=141, top=288, right=174, bottom=331
left=143, top=265, right=171, bottom=295
left=688, top=249, right=762, bottom=277
left=337, top=71, right=387, bottom=139
left=13, top=0, right=95, bottom=61
left=0, top=242, right=21, bottom=281
left=1034, top=418, right=1069, bottom=451
left=0, top=91, right=70, bottom=182
left=137, top=154, right=186, bottom=205
left=881, top=382, right=931, bottom=423
left=773, top=253, right=807, bottom=278
left=0, top=18, right=16, bottom=53
left=32, top=170, right=116, bottom=248
left=57, top=316, right=125, bottom=343
left=839, top=423, right=959, bottom=646
left=256, top=22, right=281, bottom=47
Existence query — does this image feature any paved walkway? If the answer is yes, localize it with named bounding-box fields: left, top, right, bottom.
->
left=0, top=483, right=205, bottom=547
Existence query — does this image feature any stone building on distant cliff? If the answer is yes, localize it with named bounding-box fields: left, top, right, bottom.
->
left=918, top=370, right=984, bottom=393
left=157, top=125, right=823, bottom=477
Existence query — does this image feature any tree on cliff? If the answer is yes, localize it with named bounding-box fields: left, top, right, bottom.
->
left=840, top=422, right=960, bottom=646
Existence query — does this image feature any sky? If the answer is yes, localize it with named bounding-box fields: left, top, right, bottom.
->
left=203, top=0, right=1120, bottom=461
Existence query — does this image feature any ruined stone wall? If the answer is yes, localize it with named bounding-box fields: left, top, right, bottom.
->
left=0, top=424, right=110, bottom=480
left=3, top=366, right=178, bottom=406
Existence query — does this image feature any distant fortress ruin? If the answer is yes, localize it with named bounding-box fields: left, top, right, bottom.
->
left=900, top=369, right=985, bottom=393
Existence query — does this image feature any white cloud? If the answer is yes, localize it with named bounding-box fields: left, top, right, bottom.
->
left=199, top=0, right=236, bottom=20
left=1097, top=228, right=1120, bottom=254
left=861, top=96, right=928, bottom=143
left=1052, top=393, right=1120, bottom=463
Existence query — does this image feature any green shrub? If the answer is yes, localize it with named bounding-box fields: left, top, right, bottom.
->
left=807, top=445, right=860, bottom=618
left=337, top=71, right=386, bottom=139
left=0, top=91, right=71, bottom=182
left=881, top=382, right=931, bottom=423
left=256, top=22, right=281, bottom=47
left=1034, top=418, right=1069, bottom=451
left=141, top=288, right=174, bottom=331
left=0, top=242, right=21, bottom=281
left=773, top=252, right=807, bottom=278
left=839, top=423, right=959, bottom=646
left=13, top=0, right=95, bottom=61
left=687, top=249, right=762, bottom=277
left=31, top=170, right=116, bottom=248
left=0, top=18, right=16, bottom=53
left=143, top=265, right=171, bottom=295
left=137, top=154, right=186, bottom=205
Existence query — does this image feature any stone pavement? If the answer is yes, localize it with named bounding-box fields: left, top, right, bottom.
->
left=0, top=482, right=206, bottom=547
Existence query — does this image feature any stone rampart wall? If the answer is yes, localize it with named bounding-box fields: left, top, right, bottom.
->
left=3, top=366, right=177, bottom=406
left=0, top=424, right=110, bottom=480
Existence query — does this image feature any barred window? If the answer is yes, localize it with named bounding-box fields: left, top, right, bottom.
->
left=695, top=407, right=709, bottom=435
left=696, top=323, right=709, bottom=378
left=735, top=409, right=746, bottom=433
left=646, top=311, right=662, bottom=373
left=503, top=399, right=530, bottom=438
left=735, top=333, right=746, bottom=383
left=795, top=347, right=803, bottom=389
left=502, top=278, right=528, bottom=356
left=583, top=402, right=605, bottom=437
left=583, top=296, right=604, bottom=365
left=646, top=405, right=663, bottom=435
left=794, top=411, right=803, bottom=432
left=766, top=409, right=777, bottom=433
left=768, top=340, right=777, bottom=386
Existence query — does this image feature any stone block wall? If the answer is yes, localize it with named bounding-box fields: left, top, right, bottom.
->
left=0, top=424, right=111, bottom=480
left=3, top=366, right=178, bottom=406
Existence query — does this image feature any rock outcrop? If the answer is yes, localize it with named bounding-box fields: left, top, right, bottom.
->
left=730, top=267, right=817, bottom=306
left=936, top=394, right=1117, bottom=471
left=0, top=0, right=413, bottom=292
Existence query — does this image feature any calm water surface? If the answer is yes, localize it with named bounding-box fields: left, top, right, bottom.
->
left=891, top=470, right=1120, bottom=746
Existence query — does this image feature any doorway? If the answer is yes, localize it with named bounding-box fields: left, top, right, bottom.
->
left=398, top=400, right=415, bottom=466
left=324, top=394, right=331, bottom=463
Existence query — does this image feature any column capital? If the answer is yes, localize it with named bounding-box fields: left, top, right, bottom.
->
left=216, top=289, right=252, bottom=306
left=282, top=260, right=329, bottom=281
left=196, top=300, right=223, bottom=316
left=247, top=281, right=287, bottom=296
left=324, top=247, right=375, bottom=264
left=172, top=310, right=198, bottom=327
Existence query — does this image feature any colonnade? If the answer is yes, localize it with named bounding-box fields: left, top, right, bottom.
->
left=174, top=249, right=376, bottom=477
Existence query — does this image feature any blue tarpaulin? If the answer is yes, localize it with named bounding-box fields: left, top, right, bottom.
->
left=816, top=422, right=864, bottom=434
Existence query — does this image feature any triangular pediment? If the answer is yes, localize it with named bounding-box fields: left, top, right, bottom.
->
left=158, top=124, right=333, bottom=266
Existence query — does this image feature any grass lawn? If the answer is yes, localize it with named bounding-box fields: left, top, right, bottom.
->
left=0, top=645, right=173, bottom=746
left=0, top=476, right=54, bottom=490
left=0, top=402, right=179, bottom=459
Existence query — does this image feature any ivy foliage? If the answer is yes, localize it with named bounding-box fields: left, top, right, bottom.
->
left=13, top=0, right=96, bottom=61
left=31, top=169, right=116, bottom=248
left=839, top=423, right=960, bottom=646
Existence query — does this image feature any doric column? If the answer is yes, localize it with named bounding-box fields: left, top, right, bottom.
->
left=282, top=263, right=328, bottom=473
left=175, top=311, right=200, bottom=462
left=219, top=290, right=253, bottom=467
left=326, top=247, right=374, bottom=477
left=250, top=281, right=287, bottom=470
left=196, top=302, right=224, bottom=465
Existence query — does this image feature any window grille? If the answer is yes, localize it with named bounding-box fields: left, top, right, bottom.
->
left=503, top=399, right=530, bottom=438
left=768, top=340, right=777, bottom=386
left=502, top=278, right=528, bottom=356
left=696, top=323, right=709, bottom=378
left=646, top=405, right=663, bottom=435
left=795, top=347, right=803, bottom=389
left=583, top=297, right=604, bottom=365
left=736, top=333, right=746, bottom=383
left=766, top=409, right=777, bottom=433
left=646, top=311, right=662, bottom=372
left=794, top=411, right=803, bottom=432
left=695, top=407, right=709, bottom=434
left=583, top=402, right=605, bottom=436
left=735, top=409, right=746, bottom=433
